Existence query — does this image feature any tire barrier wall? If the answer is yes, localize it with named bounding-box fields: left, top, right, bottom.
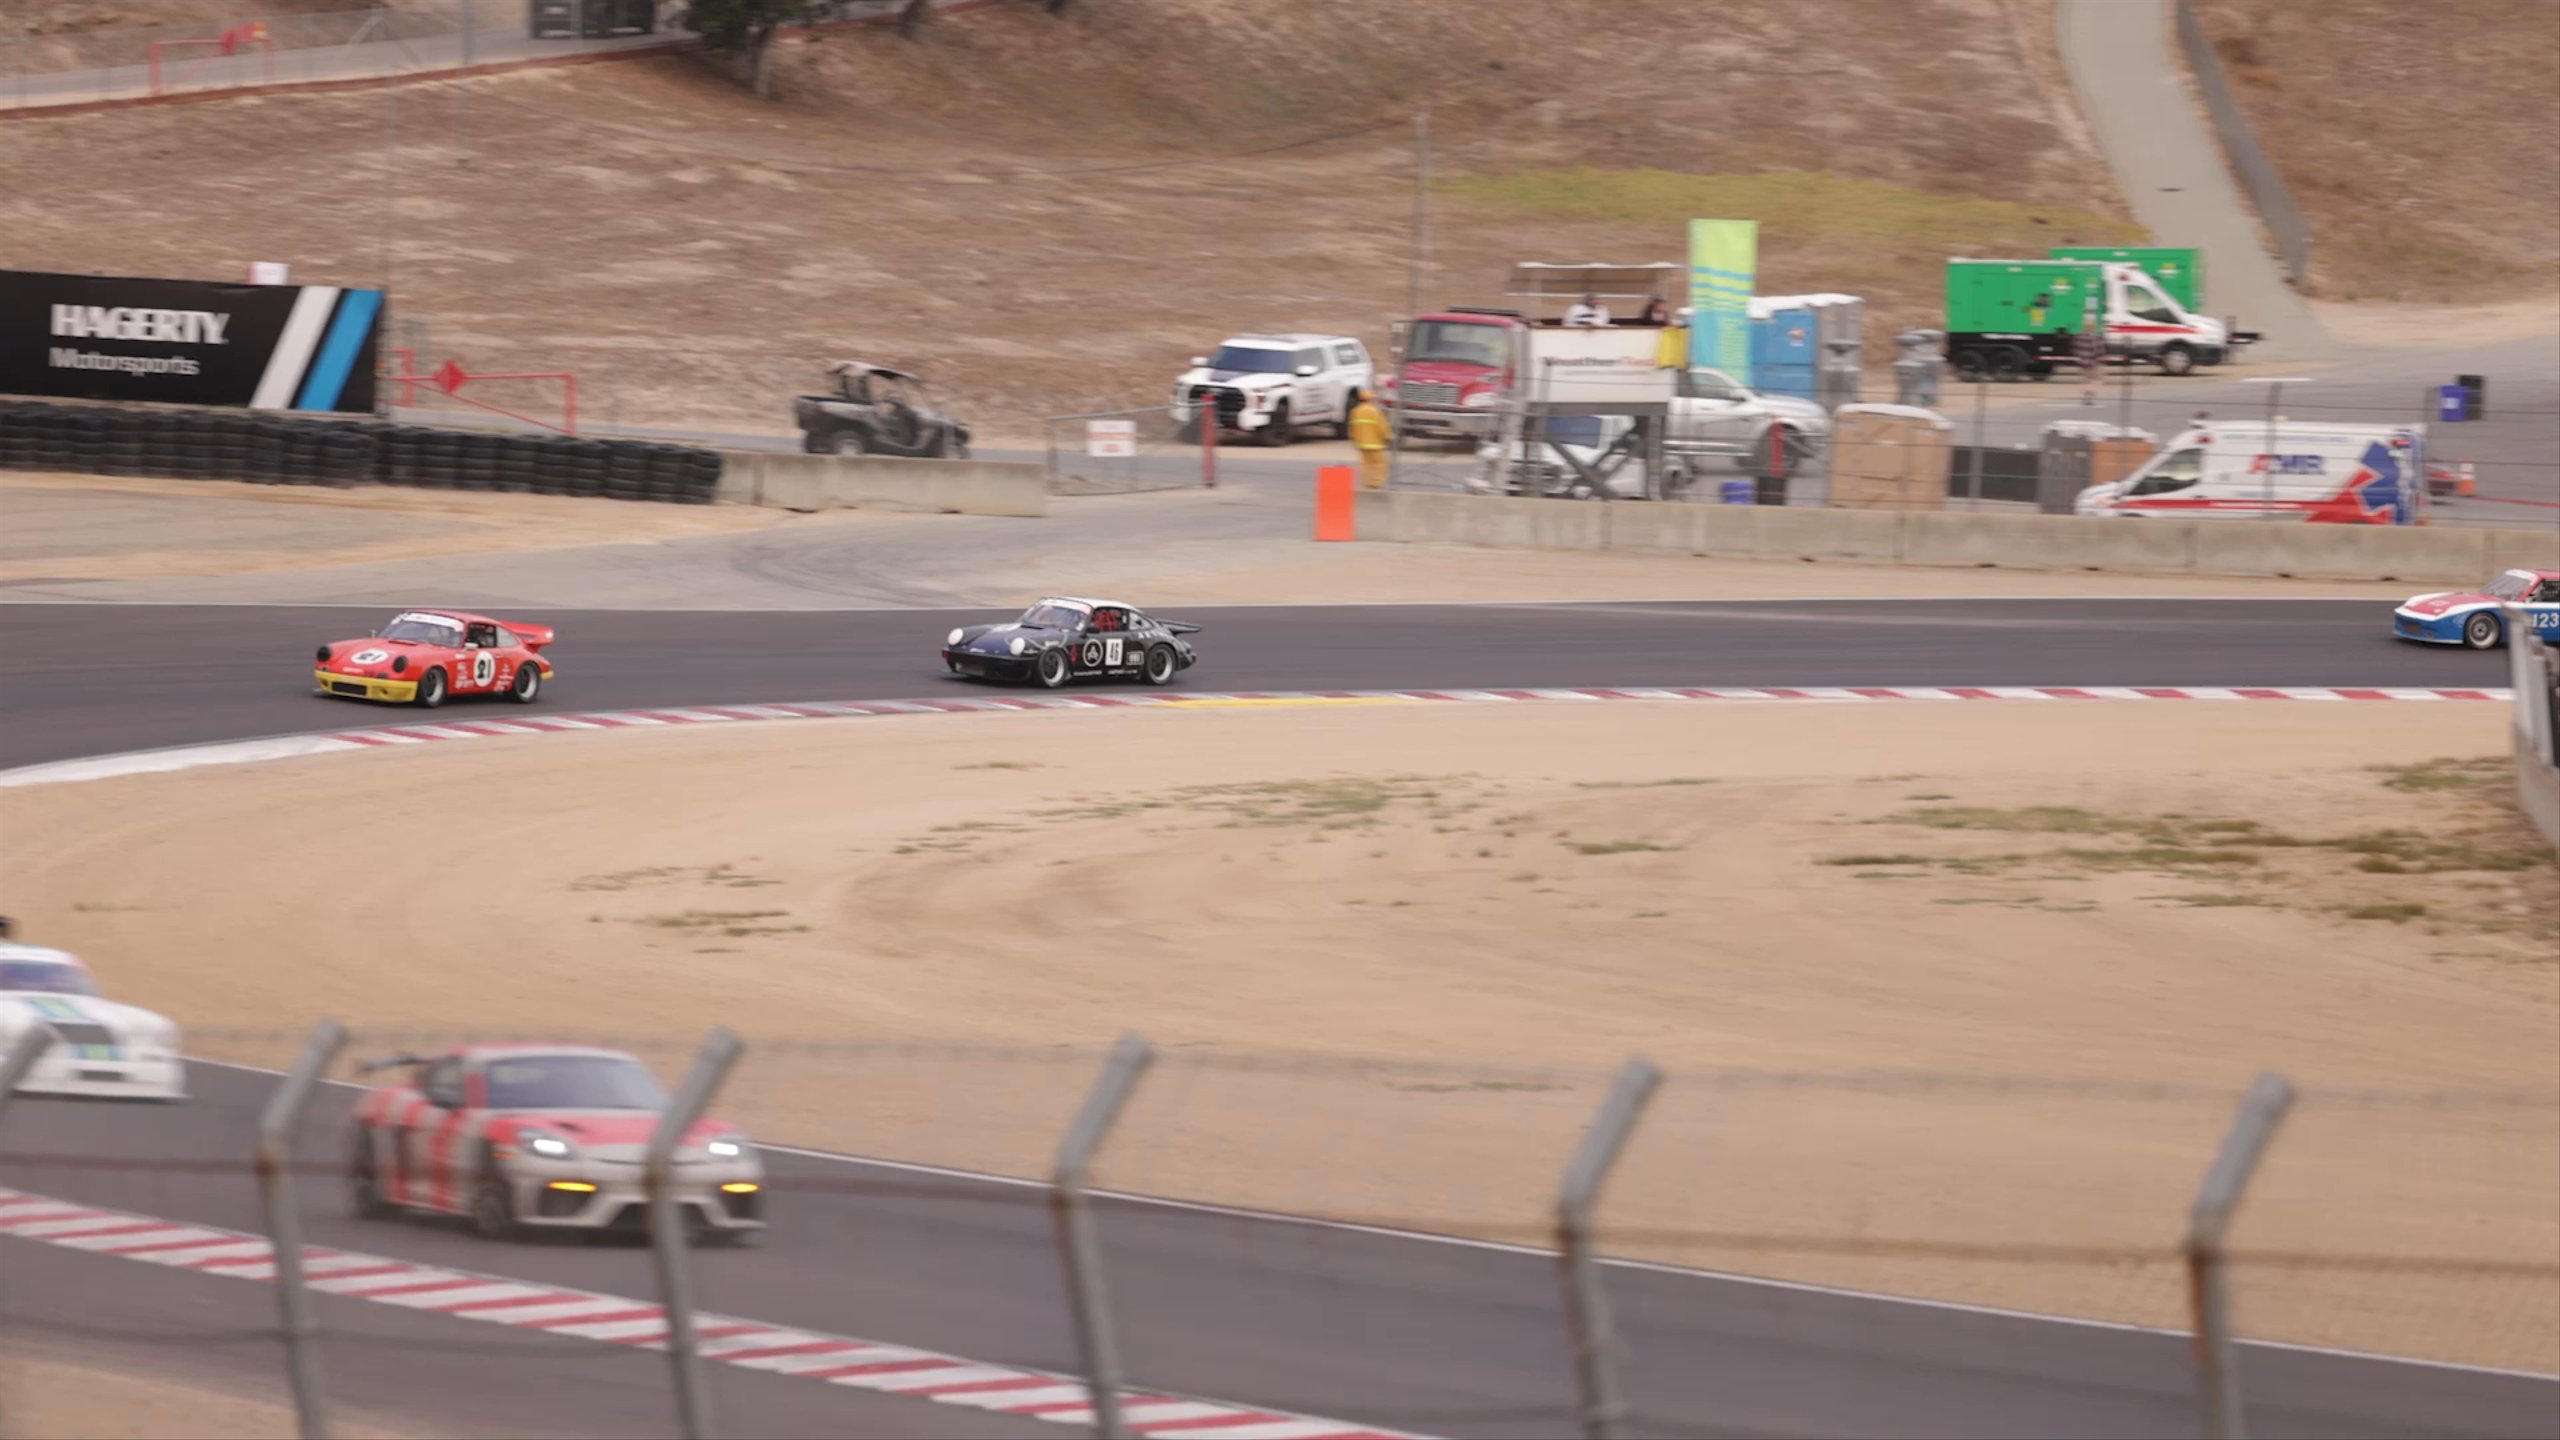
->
left=0, top=399, right=723, bottom=504
left=1353, top=490, right=2560, bottom=585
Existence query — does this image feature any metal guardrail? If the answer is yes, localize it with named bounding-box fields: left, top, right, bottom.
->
left=2174, top=0, right=2312, bottom=287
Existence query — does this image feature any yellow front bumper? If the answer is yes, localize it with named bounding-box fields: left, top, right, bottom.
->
left=314, top=669, right=418, bottom=702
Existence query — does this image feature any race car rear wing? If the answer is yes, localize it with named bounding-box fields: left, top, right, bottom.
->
left=1159, top=620, right=1201, bottom=634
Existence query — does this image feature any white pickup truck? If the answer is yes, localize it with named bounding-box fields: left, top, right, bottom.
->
left=1171, top=333, right=1375, bottom=446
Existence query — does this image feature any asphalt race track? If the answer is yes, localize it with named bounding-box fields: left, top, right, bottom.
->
left=10, top=1067, right=2558, bottom=1440
left=0, top=597, right=2514, bottom=771
left=1, top=595, right=2551, bottom=1439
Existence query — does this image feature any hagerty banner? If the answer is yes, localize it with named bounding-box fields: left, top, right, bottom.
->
left=0, top=268, right=382, bottom=413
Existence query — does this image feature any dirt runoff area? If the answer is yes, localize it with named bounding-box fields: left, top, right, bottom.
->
left=5, top=700, right=2553, bottom=1368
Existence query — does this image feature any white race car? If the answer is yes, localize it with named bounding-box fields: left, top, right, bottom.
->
left=0, top=937, right=186, bottom=1101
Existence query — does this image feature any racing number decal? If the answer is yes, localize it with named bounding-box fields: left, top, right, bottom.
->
left=470, top=650, right=497, bottom=689
left=1104, top=638, right=1124, bottom=667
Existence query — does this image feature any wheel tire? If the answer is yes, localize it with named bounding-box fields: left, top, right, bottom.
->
left=470, top=1160, right=520, bottom=1241
left=800, top=430, right=838, bottom=455
left=1952, top=349, right=1988, bottom=383
left=507, top=662, right=542, bottom=705
left=1258, top=402, right=1293, bottom=447
left=2462, top=612, right=2503, bottom=650
left=2159, top=345, right=2195, bottom=377
left=1989, top=348, right=2024, bottom=382
left=350, top=1132, right=397, bottom=1219
left=1036, top=647, right=1071, bottom=689
left=1142, top=644, right=1178, bottom=686
left=414, top=667, right=448, bottom=709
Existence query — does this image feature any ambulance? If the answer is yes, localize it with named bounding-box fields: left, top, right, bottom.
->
left=2075, top=422, right=2425, bottom=524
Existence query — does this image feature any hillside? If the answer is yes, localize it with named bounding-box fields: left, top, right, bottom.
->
left=2, top=0, right=2136, bottom=433
left=2192, top=0, right=2560, bottom=304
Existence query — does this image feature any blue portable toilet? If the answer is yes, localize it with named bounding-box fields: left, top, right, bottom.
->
left=2437, top=384, right=2468, bottom=422
left=1750, top=304, right=1818, bottom=400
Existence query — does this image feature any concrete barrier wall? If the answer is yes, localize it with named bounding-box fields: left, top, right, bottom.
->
left=715, top=450, right=1047, bottom=518
left=1353, top=491, right=2555, bottom=583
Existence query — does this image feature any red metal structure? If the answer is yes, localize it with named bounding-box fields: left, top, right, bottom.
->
left=380, top=353, right=580, bottom=435
left=147, top=23, right=278, bottom=97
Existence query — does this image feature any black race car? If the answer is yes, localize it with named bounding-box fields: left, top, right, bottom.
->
left=942, top=597, right=1199, bottom=688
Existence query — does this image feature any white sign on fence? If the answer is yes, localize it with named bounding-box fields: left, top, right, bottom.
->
left=1086, top=419, right=1137, bottom=458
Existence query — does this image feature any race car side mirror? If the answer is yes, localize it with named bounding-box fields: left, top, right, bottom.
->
left=1294, top=365, right=1317, bottom=377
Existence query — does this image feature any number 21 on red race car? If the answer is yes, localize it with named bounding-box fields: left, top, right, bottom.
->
left=468, top=649, right=498, bottom=690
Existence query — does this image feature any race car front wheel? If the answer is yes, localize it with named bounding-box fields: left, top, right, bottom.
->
left=349, top=1133, right=397, bottom=1220
left=414, top=667, right=448, bottom=709
left=2463, top=613, right=2503, bottom=650
left=1036, top=648, right=1071, bottom=689
left=471, top=1165, right=521, bottom=1241
left=1142, top=645, right=1178, bottom=686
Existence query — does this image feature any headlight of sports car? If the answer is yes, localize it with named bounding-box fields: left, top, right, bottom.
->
left=520, top=1130, right=576, bottom=1160
left=947, top=628, right=964, bottom=646
left=1008, top=637, right=1026, bottom=655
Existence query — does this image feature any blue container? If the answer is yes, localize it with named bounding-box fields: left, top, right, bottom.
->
left=1750, top=308, right=1818, bottom=399
left=1719, top=477, right=1754, bottom=505
left=2437, top=384, right=2468, bottom=422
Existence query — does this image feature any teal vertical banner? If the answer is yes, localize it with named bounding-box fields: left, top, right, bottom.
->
left=1687, top=219, right=1758, bottom=377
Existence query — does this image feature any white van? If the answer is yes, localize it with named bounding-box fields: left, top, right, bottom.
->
left=2076, top=422, right=2424, bottom=523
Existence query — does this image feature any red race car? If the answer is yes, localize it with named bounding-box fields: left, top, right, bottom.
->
left=313, top=608, right=555, bottom=707
left=349, top=1043, right=766, bottom=1243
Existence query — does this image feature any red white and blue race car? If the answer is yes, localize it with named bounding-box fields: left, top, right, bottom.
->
left=350, top=1044, right=764, bottom=1242
left=314, top=609, right=555, bottom=707
left=2391, top=568, right=2560, bottom=650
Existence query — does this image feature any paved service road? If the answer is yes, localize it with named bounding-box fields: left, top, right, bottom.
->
left=2056, top=0, right=2331, bottom=361
left=11, top=1066, right=2556, bottom=1440
left=0, top=598, right=2511, bottom=771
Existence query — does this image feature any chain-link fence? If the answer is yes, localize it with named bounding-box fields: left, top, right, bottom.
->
left=7, top=1021, right=2553, bottom=1438
left=1040, top=406, right=1214, bottom=496
left=0, top=2, right=666, bottom=112
left=1387, top=372, right=2560, bottom=532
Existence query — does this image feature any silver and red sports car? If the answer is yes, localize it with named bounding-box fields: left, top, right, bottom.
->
left=349, top=1044, right=763, bottom=1242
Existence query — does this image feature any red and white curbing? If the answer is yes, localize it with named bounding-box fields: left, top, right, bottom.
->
left=0, top=685, right=2511, bottom=790
left=0, top=1185, right=1412, bottom=1439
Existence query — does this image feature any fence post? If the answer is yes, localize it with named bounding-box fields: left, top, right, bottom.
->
left=1199, top=401, right=1217, bottom=489
left=258, top=1020, right=349, bottom=1440
left=1050, top=1034, right=1154, bottom=1440
left=647, top=1027, right=747, bottom=1440
left=2186, top=1071, right=2295, bottom=1440
left=1556, top=1055, right=1662, bottom=1440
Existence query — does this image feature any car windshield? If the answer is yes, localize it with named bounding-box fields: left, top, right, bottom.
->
left=1018, top=602, right=1087, bottom=630
left=0, top=960, right=98, bottom=995
left=1407, top=321, right=1507, bottom=367
left=379, top=615, right=463, bottom=645
left=1540, top=417, right=1609, bottom=448
left=1207, top=345, right=1294, bottom=374
left=2485, top=572, right=2534, bottom=600
left=484, top=1054, right=668, bottom=1110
